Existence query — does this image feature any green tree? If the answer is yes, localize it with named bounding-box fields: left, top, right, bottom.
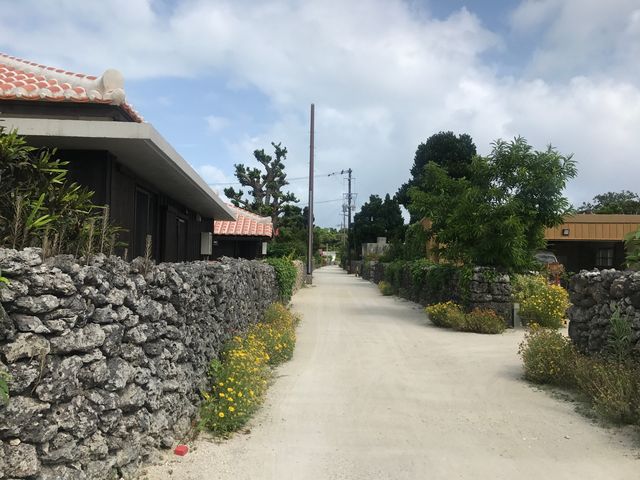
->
left=577, top=191, right=640, bottom=214
left=268, top=204, right=307, bottom=258
left=409, top=137, right=577, bottom=271
left=224, top=142, right=299, bottom=229
left=397, top=132, right=476, bottom=220
left=315, top=227, right=342, bottom=253
left=351, top=194, right=404, bottom=259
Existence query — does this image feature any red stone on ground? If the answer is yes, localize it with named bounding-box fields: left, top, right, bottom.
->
left=174, top=445, right=189, bottom=456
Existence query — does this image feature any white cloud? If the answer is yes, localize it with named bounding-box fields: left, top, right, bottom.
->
left=197, top=164, right=234, bottom=196
left=509, top=0, right=559, bottom=33
left=510, top=0, right=640, bottom=81
left=1, top=0, right=640, bottom=225
left=205, top=115, right=230, bottom=132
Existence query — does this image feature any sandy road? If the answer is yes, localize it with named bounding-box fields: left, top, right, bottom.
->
left=144, top=265, right=638, bottom=480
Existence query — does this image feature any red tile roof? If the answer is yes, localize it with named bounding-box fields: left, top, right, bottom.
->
left=214, top=205, right=273, bottom=237
left=0, top=53, right=143, bottom=122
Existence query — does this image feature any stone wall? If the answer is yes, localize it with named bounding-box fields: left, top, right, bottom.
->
left=292, top=260, right=305, bottom=293
left=468, top=268, right=513, bottom=324
left=0, top=248, right=278, bottom=479
left=359, top=261, right=513, bottom=325
left=568, top=269, right=640, bottom=354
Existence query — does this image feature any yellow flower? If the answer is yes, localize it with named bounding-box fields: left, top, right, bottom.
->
left=229, top=406, right=235, bottom=412
left=218, top=412, right=225, bottom=418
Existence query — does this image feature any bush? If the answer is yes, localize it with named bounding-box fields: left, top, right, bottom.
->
left=383, top=260, right=406, bottom=290
left=266, top=257, right=297, bottom=302
left=574, top=357, right=640, bottom=424
left=0, top=128, right=123, bottom=256
left=464, top=308, right=506, bottom=334
left=513, top=274, right=569, bottom=328
left=425, top=301, right=466, bottom=329
left=607, top=306, right=634, bottom=363
left=426, top=302, right=506, bottom=334
left=518, top=326, right=577, bottom=386
left=520, top=322, right=640, bottom=426
left=200, top=303, right=299, bottom=436
left=378, top=281, right=394, bottom=296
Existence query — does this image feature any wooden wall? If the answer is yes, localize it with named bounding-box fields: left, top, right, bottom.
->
left=61, top=149, right=212, bottom=263
left=545, top=214, right=640, bottom=241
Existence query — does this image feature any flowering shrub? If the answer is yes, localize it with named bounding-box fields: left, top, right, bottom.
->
left=426, top=302, right=506, bottom=334
left=378, top=281, right=394, bottom=296
left=200, top=303, right=299, bottom=436
left=464, top=308, right=506, bottom=334
left=255, top=303, right=299, bottom=365
left=520, top=324, right=640, bottom=425
left=513, top=274, right=569, bottom=328
left=518, top=325, right=577, bottom=385
left=425, top=301, right=466, bottom=330
left=573, top=357, right=639, bottom=424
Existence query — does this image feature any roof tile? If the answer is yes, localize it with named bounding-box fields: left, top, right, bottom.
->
left=213, top=205, right=273, bottom=238
left=0, top=52, right=143, bottom=122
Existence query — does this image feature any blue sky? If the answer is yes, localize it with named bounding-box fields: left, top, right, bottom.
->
left=2, top=0, right=640, bottom=227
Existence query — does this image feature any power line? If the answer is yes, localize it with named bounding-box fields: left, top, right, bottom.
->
left=207, top=171, right=344, bottom=187
left=301, top=198, right=342, bottom=206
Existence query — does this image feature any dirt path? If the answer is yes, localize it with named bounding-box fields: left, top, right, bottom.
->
left=143, top=265, right=639, bottom=480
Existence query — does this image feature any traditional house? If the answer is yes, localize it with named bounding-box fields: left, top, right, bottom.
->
left=0, top=53, right=235, bottom=262
left=544, top=214, right=640, bottom=271
left=213, top=205, right=273, bottom=259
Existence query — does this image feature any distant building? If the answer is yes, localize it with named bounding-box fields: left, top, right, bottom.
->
left=362, top=237, right=389, bottom=259
left=0, top=53, right=234, bottom=262
left=545, top=214, right=640, bottom=271
left=320, top=250, right=337, bottom=264
left=213, top=205, right=273, bottom=259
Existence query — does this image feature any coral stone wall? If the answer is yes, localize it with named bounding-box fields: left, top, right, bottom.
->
left=0, top=248, right=277, bottom=479
left=568, top=269, right=640, bottom=354
left=359, top=262, right=513, bottom=324
left=292, top=260, right=305, bottom=293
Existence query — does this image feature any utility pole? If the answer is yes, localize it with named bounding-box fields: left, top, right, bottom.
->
left=306, top=103, right=315, bottom=282
left=347, top=168, right=353, bottom=231
left=346, top=168, right=353, bottom=273
left=340, top=168, right=353, bottom=273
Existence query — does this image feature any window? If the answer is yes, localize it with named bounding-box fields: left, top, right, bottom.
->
left=134, top=188, right=155, bottom=258
left=596, top=248, right=614, bottom=267
left=176, top=217, right=187, bottom=261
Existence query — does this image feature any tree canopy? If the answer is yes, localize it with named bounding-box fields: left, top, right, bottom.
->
left=408, top=137, right=577, bottom=271
left=224, top=142, right=298, bottom=228
left=267, top=204, right=307, bottom=258
left=397, top=131, right=476, bottom=220
left=351, top=194, right=404, bottom=258
left=577, top=191, right=640, bottom=214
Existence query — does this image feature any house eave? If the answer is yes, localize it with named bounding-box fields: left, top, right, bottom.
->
left=0, top=117, right=235, bottom=221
